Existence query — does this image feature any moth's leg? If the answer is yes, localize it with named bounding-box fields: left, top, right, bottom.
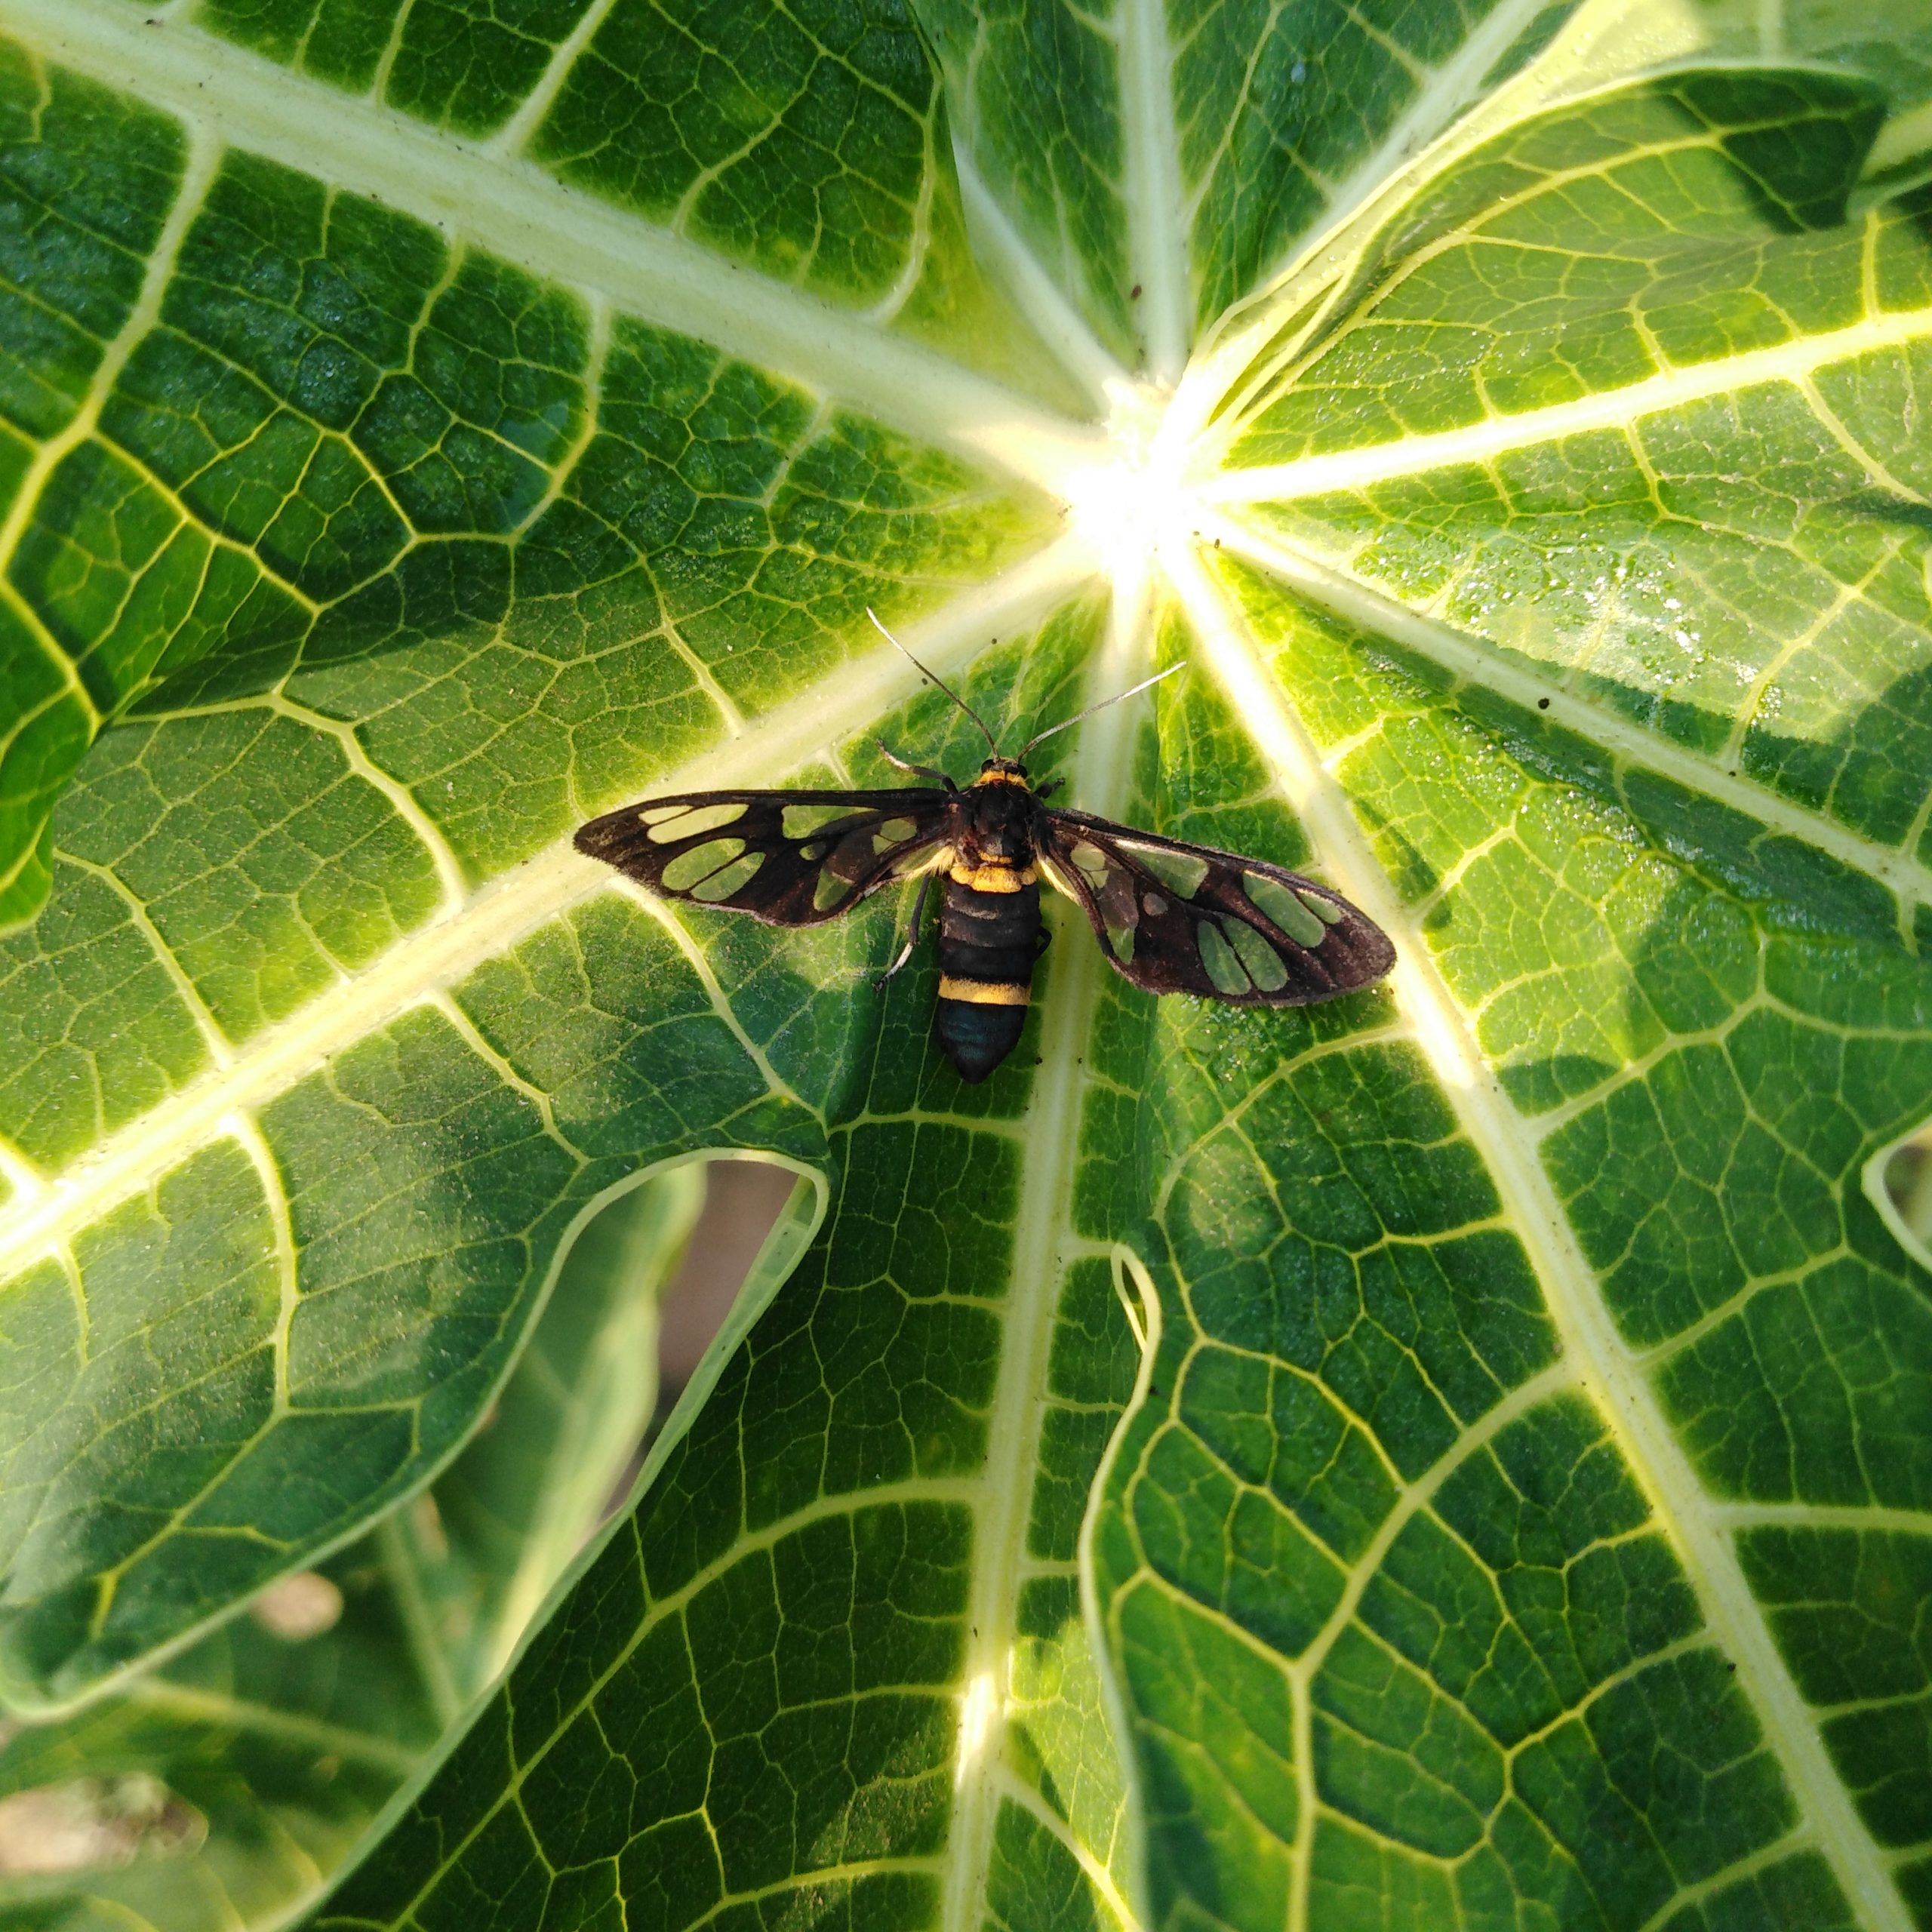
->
left=874, top=872, right=934, bottom=986
left=1035, top=924, right=1052, bottom=957
left=875, top=739, right=956, bottom=790
left=1033, top=778, right=1064, bottom=800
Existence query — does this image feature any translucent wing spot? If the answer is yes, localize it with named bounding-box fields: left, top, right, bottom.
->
left=1124, top=844, right=1208, bottom=898
left=872, top=817, right=919, bottom=854
left=1142, top=891, right=1167, bottom=915
left=1196, top=921, right=1251, bottom=995
left=1299, top=888, right=1344, bottom=925
left=1225, top=918, right=1288, bottom=992
left=1070, top=841, right=1111, bottom=886
left=783, top=804, right=866, bottom=838
left=1071, top=839, right=1140, bottom=946
left=814, top=870, right=857, bottom=912
left=690, top=852, right=764, bottom=901
left=1245, top=872, right=1324, bottom=946
left=662, top=838, right=748, bottom=891
left=645, top=801, right=748, bottom=843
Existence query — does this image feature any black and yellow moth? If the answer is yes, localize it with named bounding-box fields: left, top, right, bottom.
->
left=575, top=632, right=1395, bottom=1082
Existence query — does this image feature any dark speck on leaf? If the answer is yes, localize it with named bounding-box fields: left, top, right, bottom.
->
left=1537, top=698, right=1549, bottom=710
left=1130, top=284, right=1143, bottom=299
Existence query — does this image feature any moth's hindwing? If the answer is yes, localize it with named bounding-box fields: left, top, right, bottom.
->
left=574, top=788, right=953, bottom=925
left=1039, top=809, right=1395, bottom=1004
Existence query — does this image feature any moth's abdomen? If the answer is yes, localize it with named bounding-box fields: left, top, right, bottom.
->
left=934, top=876, right=1038, bottom=1082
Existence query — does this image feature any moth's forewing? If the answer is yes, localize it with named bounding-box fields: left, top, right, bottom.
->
left=1039, top=809, right=1395, bottom=1004
left=575, top=788, right=954, bottom=925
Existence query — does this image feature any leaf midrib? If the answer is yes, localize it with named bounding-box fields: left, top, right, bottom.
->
left=1121, top=0, right=1191, bottom=384
left=0, top=0, right=1106, bottom=500
left=1164, top=531, right=1917, bottom=1932
left=0, top=538, right=1092, bottom=1244
left=1200, top=300, right=1932, bottom=505
left=952, top=147, right=1130, bottom=411
left=1198, top=508, right=1932, bottom=924
left=941, top=561, right=1161, bottom=1932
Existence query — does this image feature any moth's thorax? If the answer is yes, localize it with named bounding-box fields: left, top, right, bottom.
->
left=953, top=770, right=1040, bottom=888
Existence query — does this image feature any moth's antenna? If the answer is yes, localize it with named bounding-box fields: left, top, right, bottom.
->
left=1017, top=661, right=1185, bottom=759
left=867, top=608, right=998, bottom=755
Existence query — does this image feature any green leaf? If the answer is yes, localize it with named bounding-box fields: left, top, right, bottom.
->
left=365, top=1162, right=706, bottom=1713
left=0, top=1162, right=700, bottom=1930
left=0, top=0, right=1930, bottom=1928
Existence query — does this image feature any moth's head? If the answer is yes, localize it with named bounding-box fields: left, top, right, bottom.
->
left=976, top=756, right=1031, bottom=786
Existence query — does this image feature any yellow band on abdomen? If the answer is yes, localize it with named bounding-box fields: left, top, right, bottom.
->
left=949, top=861, right=1038, bottom=892
left=937, top=976, right=1031, bottom=1006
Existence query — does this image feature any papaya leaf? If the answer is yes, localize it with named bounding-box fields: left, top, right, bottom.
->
left=0, top=1, right=1929, bottom=1928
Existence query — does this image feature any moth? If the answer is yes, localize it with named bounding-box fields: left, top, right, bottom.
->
left=575, top=617, right=1395, bottom=1082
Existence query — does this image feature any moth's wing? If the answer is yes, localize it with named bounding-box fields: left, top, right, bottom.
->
left=575, top=788, right=954, bottom=925
left=1039, top=810, right=1395, bottom=1003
